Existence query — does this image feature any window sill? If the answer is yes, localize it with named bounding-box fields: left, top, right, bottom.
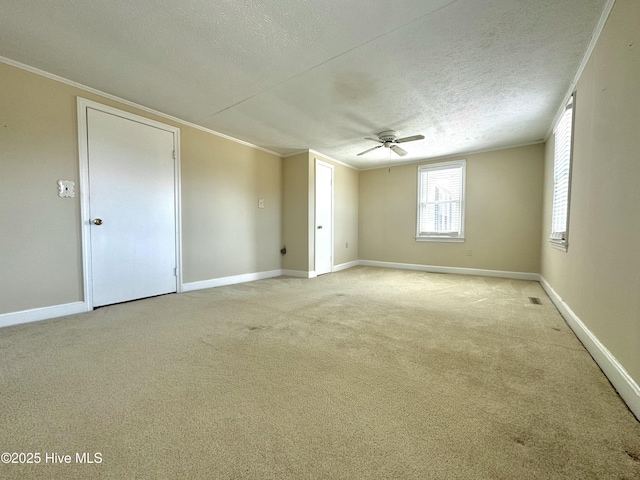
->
left=548, top=238, right=568, bottom=252
left=415, top=236, right=465, bottom=243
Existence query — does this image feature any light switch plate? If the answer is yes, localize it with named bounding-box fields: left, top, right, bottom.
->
left=258, top=198, right=264, bottom=208
left=58, top=180, right=75, bottom=198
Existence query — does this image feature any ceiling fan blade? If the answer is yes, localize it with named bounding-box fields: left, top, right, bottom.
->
left=364, top=137, right=383, bottom=143
left=395, top=134, right=425, bottom=143
left=391, top=145, right=408, bottom=156
left=357, top=145, right=383, bottom=156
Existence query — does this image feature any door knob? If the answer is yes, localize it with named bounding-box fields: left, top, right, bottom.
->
left=93, top=218, right=103, bottom=225
left=317, top=225, right=323, bottom=229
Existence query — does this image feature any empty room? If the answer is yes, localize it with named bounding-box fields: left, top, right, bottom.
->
left=1, top=0, right=639, bottom=478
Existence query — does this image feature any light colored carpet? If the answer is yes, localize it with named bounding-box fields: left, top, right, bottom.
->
left=0, top=266, right=638, bottom=479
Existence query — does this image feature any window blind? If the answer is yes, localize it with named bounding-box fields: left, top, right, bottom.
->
left=417, top=161, right=465, bottom=238
left=551, top=96, right=573, bottom=244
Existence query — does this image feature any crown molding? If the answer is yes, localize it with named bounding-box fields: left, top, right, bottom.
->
left=545, top=0, right=616, bottom=140
left=283, top=149, right=360, bottom=171
left=358, top=140, right=544, bottom=171
left=0, top=55, right=283, bottom=158
left=309, top=150, right=359, bottom=171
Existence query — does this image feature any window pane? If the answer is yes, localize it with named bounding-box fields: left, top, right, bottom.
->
left=550, top=95, right=573, bottom=244
left=417, top=160, right=465, bottom=239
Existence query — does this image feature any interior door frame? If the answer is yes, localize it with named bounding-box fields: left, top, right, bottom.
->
left=314, top=159, right=334, bottom=275
left=77, top=97, right=183, bottom=310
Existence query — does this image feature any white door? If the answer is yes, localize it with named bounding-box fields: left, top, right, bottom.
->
left=87, top=107, right=177, bottom=307
left=315, top=160, right=333, bottom=275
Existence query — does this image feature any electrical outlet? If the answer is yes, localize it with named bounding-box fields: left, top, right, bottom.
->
left=466, top=249, right=472, bottom=256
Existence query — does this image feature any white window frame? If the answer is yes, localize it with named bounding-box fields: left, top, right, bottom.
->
left=416, top=159, right=466, bottom=242
left=549, top=94, right=574, bottom=251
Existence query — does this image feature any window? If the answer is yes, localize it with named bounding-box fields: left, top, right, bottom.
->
left=416, top=160, right=465, bottom=241
left=550, top=95, right=574, bottom=250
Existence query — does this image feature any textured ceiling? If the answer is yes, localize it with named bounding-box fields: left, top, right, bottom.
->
left=0, top=0, right=607, bottom=169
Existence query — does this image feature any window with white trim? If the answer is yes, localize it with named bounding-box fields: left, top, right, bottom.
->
left=416, top=160, right=465, bottom=241
left=550, top=95, right=574, bottom=250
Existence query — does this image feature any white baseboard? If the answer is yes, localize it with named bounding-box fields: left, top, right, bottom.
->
left=281, top=269, right=317, bottom=278
left=358, top=260, right=540, bottom=281
left=182, top=269, right=283, bottom=292
left=540, top=277, right=640, bottom=421
left=0, top=301, right=87, bottom=329
left=333, top=260, right=360, bottom=272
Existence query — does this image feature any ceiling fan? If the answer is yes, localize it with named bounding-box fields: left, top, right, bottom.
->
left=357, top=130, right=425, bottom=157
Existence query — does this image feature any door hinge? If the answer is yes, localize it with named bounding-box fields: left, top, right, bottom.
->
left=172, top=150, right=176, bottom=159
left=174, top=267, right=177, bottom=276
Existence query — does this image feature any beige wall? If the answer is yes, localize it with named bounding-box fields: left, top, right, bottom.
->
left=281, top=151, right=359, bottom=273
left=541, top=0, right=640, bottom=381
left=359, top=145, right=544, bottom=273
left=281, top=153, right=310, bottom=272
left=0, top=61, right=282, bottom=314
left=0, top=64, right=85, bottom=313
left=181, top=128, right=282, bottom=282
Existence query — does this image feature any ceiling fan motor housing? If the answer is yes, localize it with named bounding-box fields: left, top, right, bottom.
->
left=378, top=130, right=397, bottom=142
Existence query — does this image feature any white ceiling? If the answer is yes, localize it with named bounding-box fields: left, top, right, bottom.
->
left=0, top=0, right=606, bottom=169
